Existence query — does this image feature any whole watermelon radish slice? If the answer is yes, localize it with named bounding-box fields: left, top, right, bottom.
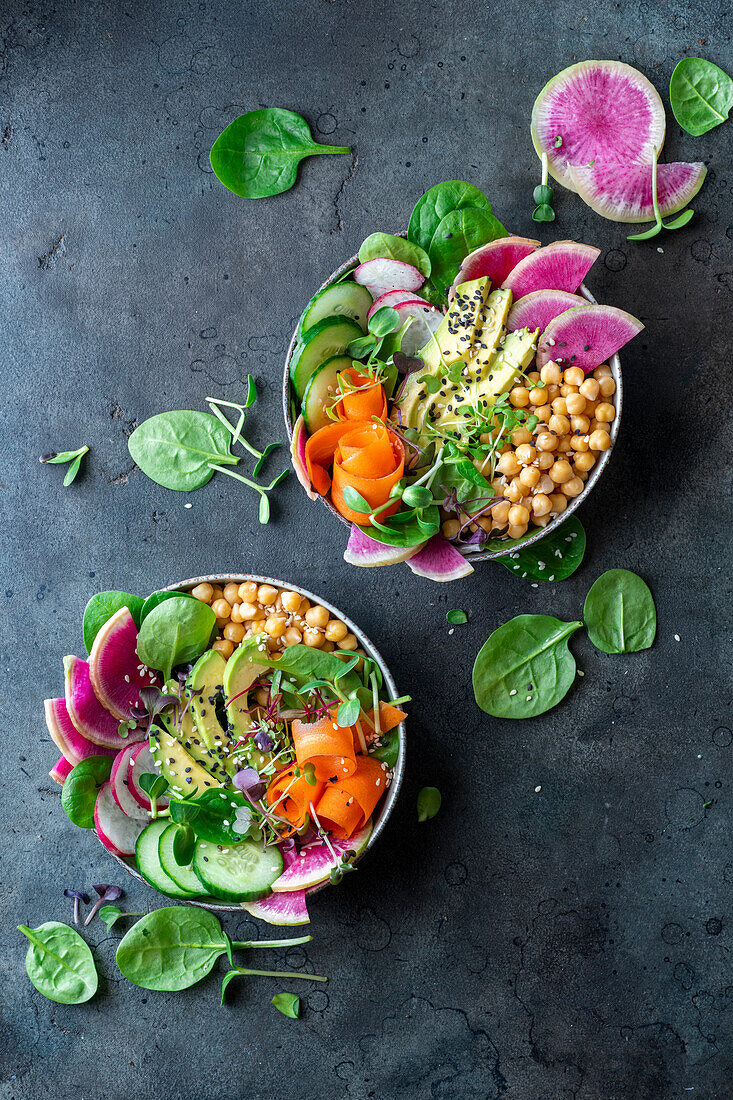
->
left=271, top=821, right=373, bottom=893
left=64, top=655, right=144, bottom=748
left=127, top=742, right=169, bottom=811
left=453, top=236, right=540, bottom=291
left=344, top=524, right=424, bottom=568
left=89, top=607, right=159, bottom=720
left=244, top=889, right=310, bottom=926
left=290, top=415, right=317, bottom=501
left=353, top=257, right=423, bottom=299
left=507, top=289, right=589, bottom=333
left=502, top=241, right=600, bottom=300
left=568, top=160, right=707, bottom=223
left=110, top=744, right=149, bottom=820
left=367, top=289, right=429, bottom=320
left=537, top=304, right=643, bottom=373
left=50, top=756, right=73, bottom=785
left=94, top=780, right=147, bottom=857
left=531, top=60, right=666, bottom=192
left=44, top=698, right=118, bottom=766
left=406, top=535, right=474, bottom=581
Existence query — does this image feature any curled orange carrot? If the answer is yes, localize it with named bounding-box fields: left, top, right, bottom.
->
left=305, top=419, right=371, bottom=496
left=335, top=368, right=388, bottom=422
left=315, top=754, right=388, bottom=839
left=291, top=715, right=356, bottom=783
left=331, top=423, right=404, bottom=525
left=266, top=765, right=325, bottom=834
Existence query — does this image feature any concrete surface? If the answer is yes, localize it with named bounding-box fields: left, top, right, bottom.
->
left=1, top=1, right=731, bottom=1098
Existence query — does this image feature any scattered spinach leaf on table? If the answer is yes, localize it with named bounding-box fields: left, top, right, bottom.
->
left=128, top=411, right=240, bottom=492
left=499, top=516, right=586, bottom=582
left=271, top=992, right=301, bottom=1018
left=583, top=569, right=656, bottom=654
left=670, top=57, right=733, bottom=136
left=18, top=922, right=98, bottom=1004
left=210, top=108, right=350, bottom=199
left=83, top=591, right=144, bottom=653
left=136, top=596, right=216, bottom=681
left=61, top=756, right=114, bottom=829
left=446, top=609, right=468, bottom=625
left=358, top=232, right=431, bottom=278
left=417, top=786, right=442, bottom=822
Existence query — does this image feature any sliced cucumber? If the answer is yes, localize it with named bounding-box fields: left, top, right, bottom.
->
left=136, top=820, right=200, bottom=899
left=300, top=282, right=372, bottom=338
left=158, top=822, right=212, bottom=896
left=193, top=837, right=283, bottom=903
left=302, top=355, right=352, bottom=433
left=289, top=316, right=363, bottom=401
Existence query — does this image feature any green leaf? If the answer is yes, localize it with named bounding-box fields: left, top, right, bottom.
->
left=138, top=773, right=169, bottom=800
left=63, top=452, right=85, bottom=485
left=428, top=207, right=508, bottom=293
left=169, top=800, right=201, bottom=824
left=128, top=411, right=239, bottom=492
left=532, top=203, right=556, bottom=223
left=341, top=486, right=372, bottom=513
left=364, top=504, right=439, bottom=548
left=407, top=180, right=493, bottom=253
left=417, top=786, right=441, bottom=822
left=272, top=992, right=301, bottom=1018
left=346, top=333, right=379, bottom=359
left=173, top=824, right=196, bottom=866
left=136, top=596, right=216, bottom=681
left=171, top=789, right=253, bottom=845
left=533, top=184, right=554, bottom=204
left=670, top=57, right=733, bottom=136
left=337, top=697, right=361, bottom=727
left=61, top=756, right=114, bottom=829
left=358, top=232, right=431, bottom=278
left=401, top=485, right=433, bottom=509
left=627, top=221, right=663, bottom=242
left=583, top=569, right=656, bottom=654
left=98, top=905, right=123, bottom=931
left=367, top=305, right=401, bottom=338
left=245, top=375, right=257, bottom=407
left=209, top=108, right=350, bottom=199
left=498, top=516, right=586, bottom=582
left=446, top=609, right=468, bottom=625
left=19, top=922, right=98, bottom=1004
left=83, top=591, right=144, bottom=653
left=662, top=208, right=695, bottom=230
left=370, top=727, right=400, bottom=769
left=258, top=493, right=271, bottom=524
left=472, top=615, right=582, bottom=719
left=40, top=445, right=89, bottom=465
left=116, top=908, right=231, bottom=991
left=139, top=589, right=189, bottom=625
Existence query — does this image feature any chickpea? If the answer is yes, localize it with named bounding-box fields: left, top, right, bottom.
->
left=563, top=366, right=585, bottom=387
left=254, top=687, right=270, bottom=706
left=565, top=393, right=587, bottom=415
left=529, top=386, right=549, bottom=405
left=509, top=385, right=529, bottom=408
left=559, top=382, right=577, bottom=397
left=321, top=641, right=335, bottom=653
left=551, top=397, right=568, bottom=416
left=532, top=514, right=550, bottom=528
left=210, top=585, right=224, bottom=602
left=534, top=404, right=552, bottom=422
left=595, top=402, right=616, bottom=423
left=223, top=621, right=246, bottom=644
left=527, top=370, right=540, bottom=383
left=191, top=582, right=213, bottom=603
left=257, top=584, right=278, bottom=606
left=589, top=429, right=612, bottom=451
left=537, top=474, right=555, bottom=495
left=281, top=590, right=302, bottom=614
left=545, top=384, right=560, bottom=400
left=239, top=602, right=261, bottom=621
left=340, top=633, right=359, bottom=651
left=476, top=516, right=495, bottom=533
left=305, top=605, right=329, bottom=629
left=284, top=627, right=302, bottom=647
left=508, top=504, right=530, bottom=526
left=229, top=603, right=244, bottom=623
left=212, top=638, right=234, bottom=659
left=536, top=431, right=558, bottom=452
left=303, top=628, right=324, bottom=648
left=441, top=518, right=460, bottom=538
left=238, top=581, right=257, bottom=602
left=570, top=434, right=590, bottom=452
left=265, top=614, right=287, bottom=637
left=511, top=426, right=533, bottom=446
left=212, top=598, right=231, bottom=620
left=574, top=451, right=596, bottom=473
left=549, top=492, right=567, bottom=513
left=584, top=400, right=598, bottom=418
left=497, top=451, right=521, bottom=476
left=479, top=431, right=494, bottom=445
left=223, top=582, right=240, bottom=605
left=571, top=414, right=590, bottom=434
left=556, top=437, right=573, bottom=453
left=594, top=363, right=613, bottom=378
left=563, top=476, right=585, bottom=498
left=579, top=377, right=600, bottom=400
left=519, top=465, right=540, bottom=489
left=549, top=459, right=573, bottom=484
left=598, top=376, right=616, bottom=398
left=492, top=500, right=511, bottom=526
left=537, top=451, right=555, bottom=470
left=548, top=414, right=570, bottom=436
left=325, top=620, right=348, bottom=642
left=531, top=494, right=552, bottom=517
left=506, top=478, right=527, bottom=502
left=491, top=478, right=504, bottom=495
left=507, top=524, right=528, bottom=539
left=515, top=443, right=537, bottom=465
left=540, top=362, right=562, bottom=385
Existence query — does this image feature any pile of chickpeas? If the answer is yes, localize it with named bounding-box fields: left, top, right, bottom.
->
left=441, top=361, right=617, bottom=541
left=189, top=580, right=365, bottom=662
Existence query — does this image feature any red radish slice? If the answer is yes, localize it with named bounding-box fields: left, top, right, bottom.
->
left=502, top=241, right=600, bottom=300
left=243, top=890, right=310, bottom=926
left=344, top=524, right=425, bottom=568
left=537, top=304, right=643, bottom=373
left=89, top=607, right=159, bottom=720
left=568, top=160, right=707, bottom=223
left=271, top=823, right=372, bottom=892
left=128, top=742, right=169, bottom=811
left=406, top=535, right=474, bottom=581
left=531, top=60, right=666, bottom=192
left=453, top=236, right=540, bottom=291
left=64, top=654, right=143, bottom=748
left=44, top=698, right=118, bottom=766
left=94, top=780, right=147, bottom=857
left=394, top=300, right=443, bottom=357
left=353, top=258, right=423, bottom=300
left=507, top=289, right=589, bottom=333
left=290, top=415, right=317, bottom=501
left=367, top=289, right=429, bottom=320
left=110, top=744, right=148, bottom=820
left=50, top=756, right=73, bottom=785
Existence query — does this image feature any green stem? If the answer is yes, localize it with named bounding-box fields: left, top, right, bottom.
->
left=541, top=151, right=548, bottom=187
left=208, top=463, right=264, bottom=494
left=229, top=966, right=328, bottom=982
left=314, top=145, right=350, bottom=156
left=231, top=935, right=312, bottom=950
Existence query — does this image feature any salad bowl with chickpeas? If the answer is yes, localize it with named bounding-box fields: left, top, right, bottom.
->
left=285, top=207, right=634, bottom=580
left=44, top=575, right=407, bottom=922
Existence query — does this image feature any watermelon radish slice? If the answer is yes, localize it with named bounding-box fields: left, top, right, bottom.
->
left=344, top=524, right=424, bottom=568
left=244, top=889, right=310, bottom=926
left=453, top=236, right=540, bottom=291
left=110, top=744, right=149, bottom=820
left=394, top=300, right=443, bottom=357
left=531, top=60, right=666, bottom=192
left=50, top=756, right=73, bottom=785
left=94, top=780, right=146, bottom=857
left=128, top=742, right=169, bottom=812
left=502, top=241, right=600, bottom=300
left=568, top=160, right=707, bottom=223
left=271, top=821, right=373, bottom=893
left=89, top=607, right=159, bottom=720
left=44, top=698, right=118, bottom=766
left=353, top=257, right=423, bottom=300
left=290, top=415, right=317, bottom=501
left=64, top=655, right=143, bottom=748
left=507, top=289, right=589, bottom=333
left=367, top=289, right=429, bottom=320
left=406, top=535, right=474, bottom=582
left=537, top=304, right=643, bottom=373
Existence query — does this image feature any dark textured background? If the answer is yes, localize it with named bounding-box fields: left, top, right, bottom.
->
left=1, top=2, right=731, bottom=1098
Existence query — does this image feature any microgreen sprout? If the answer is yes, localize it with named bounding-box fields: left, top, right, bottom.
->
left=64, top=889, right=90, bottom=925
left=98, top=905, right=145, bottom=932
left=208, top=464, right=289, bottom=523
left=84, top=884, right=122, bottom=927
left=40, top=445, right=89, bottom=486
left=532, top=151, right=556, bottom=222
left=627, top=147, right=695, bottom=241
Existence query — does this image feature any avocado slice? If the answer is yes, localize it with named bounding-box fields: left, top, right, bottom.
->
left=222, top=636, right=272, bottom=770
left=464, top=288, right=512, bottom=369
left=419, top=276, right=491, bottom=371
left=187, top=649, right=229, bottom=753
left=149, top=726, right=222, bottom=798
left=159, top=710, right=232, bottom=782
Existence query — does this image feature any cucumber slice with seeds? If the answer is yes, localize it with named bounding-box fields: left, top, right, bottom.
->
left=158, top=822, right=212, bottom=896
left=299, top=282, right=372, bottom=338
left=136, top=819, right=200, bottom=899
left=289, top=315, right=363, bottom=401
left=302, top=355, right=352, bottom=433
left=193, top=837, right=283, bottom=902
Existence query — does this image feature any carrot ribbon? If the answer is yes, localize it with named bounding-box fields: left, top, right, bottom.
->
left=335, top=368, right=388, bottom=422
left=291, top=715, right=356, bottom=783
left=314, top=755, right=389, bottom=839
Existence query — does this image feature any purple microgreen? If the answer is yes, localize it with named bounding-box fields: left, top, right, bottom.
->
left=64, top=889, right=90, bottom=925
left=254, top=729, right=275, bottom=752
left=393, top=351, right=425, bottom=376
left=233, top=767, right=267, bottom=801
left=84, top=884, right=123, bottom=926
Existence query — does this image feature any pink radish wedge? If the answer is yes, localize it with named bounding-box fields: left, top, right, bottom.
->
left=502, top=241, right=600, bottom=300
left=537, top=304, right=643, bottom=373
left=353, top=258, right=423, bottom=300
left=290, top=415, right=317, bottom=501
left=50, top=756, right=73, bottom=785
left=453, top=236, right=540, bottom=290
left=64, top=654, right=143, bottom=748
left=506, top=289, right=589, bottom=334
left=110, top=744, right=148, bottom=820
left=344, top=524, right=425, bottom=568
left=244, top=890, right=310, bottom=926
left=394, top=300, right=443, bottom=357
left=406, top=535, right=474, bottom=581
left=271, top=822, right=373, bottom=892
left=89, top=606, right=159, bottom=720
left=128, top=742, right=169, bottom=811
left=45, top=698, right=118, bottom=766
left=94, top=780, right=147, bottom=857
left=367, top=289, right=429, bottom=320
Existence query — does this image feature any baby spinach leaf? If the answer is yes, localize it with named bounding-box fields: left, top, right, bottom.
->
left=83, top=591, right=144, bottom=653
left=364, top=505, right=440, bottom=548
left=169, top=789, right=253, bottom=845
left=61, top=756, right=114, bottom=829
left=446, top=609, right=468, bottom=625
left=417, top=786, right=441, bottom=822
left=128, top=411, right=240, bottom=492
left=670, top=57, right=733, bottom=136
left=499, top=516, right=586, bottom=582
left=136, top=597, right=216, bottom=681
left=583, top=569, right=656, bottom=654
left=473, top=614, right=582, bottom=719
left=370, top=727, right=400, bottom=769
left=358, top=232, right=431, bottom=278
left=139, top=589, right=189, bottom=625
left=407, top=180, right=493, bottom=253
left=210, top=108, right=350, bottom=199
left=429, top=208, right=508, bottom=293
left=272, top=992, right=301, bottom=1018
left=18, top=922, right=98, bottom=1004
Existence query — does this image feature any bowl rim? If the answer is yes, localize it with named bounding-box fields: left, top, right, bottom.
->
left=101, top=572, right=407, bottom=914
left=282, top=244, right=623, bottom=562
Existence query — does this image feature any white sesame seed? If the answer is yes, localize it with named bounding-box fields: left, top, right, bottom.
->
left=535, top=785, right=542, bottom=793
